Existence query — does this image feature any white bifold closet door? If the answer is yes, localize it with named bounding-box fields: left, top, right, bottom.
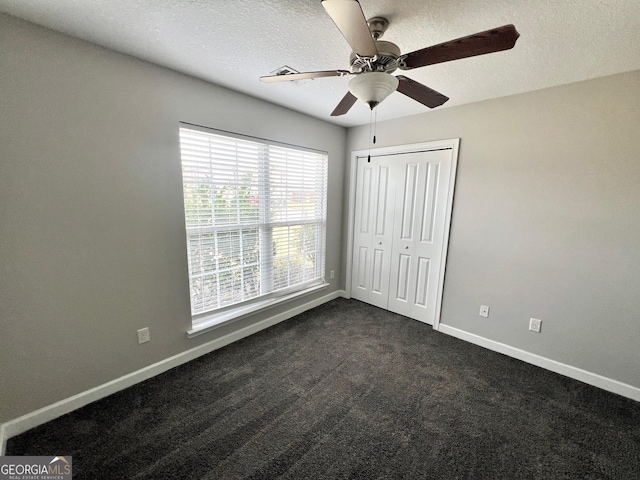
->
left=351, top=148, right=454, bottom=324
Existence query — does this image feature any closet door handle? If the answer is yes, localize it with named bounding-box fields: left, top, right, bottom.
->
left=404, top=246, right=409, bottom=249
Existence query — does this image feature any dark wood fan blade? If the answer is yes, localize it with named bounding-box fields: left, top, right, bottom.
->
left=331, top=91, right=358, bottom=116
left=396, top=75, right=449, bottom=108
left=400, top=24, right=520, bottom=70
left=321, top=0, right=378, bottom=57
left=260, top=70, right=351, bottom=83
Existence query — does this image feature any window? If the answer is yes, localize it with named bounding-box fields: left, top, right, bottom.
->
left=179, top=125, right=328, bottom=333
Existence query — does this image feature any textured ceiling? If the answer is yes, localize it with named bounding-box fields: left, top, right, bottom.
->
left=2, top=0, right=640, bottom=127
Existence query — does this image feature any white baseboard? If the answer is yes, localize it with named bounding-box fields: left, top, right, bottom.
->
left=0, top=289, right=345, bottom=455
left=437, top=324, right=640, bottom=403
left=0, top=425, right=6, bottom=458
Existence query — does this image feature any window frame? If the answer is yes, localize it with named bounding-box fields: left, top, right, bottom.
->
left=178, top=123, right=329, bottom=337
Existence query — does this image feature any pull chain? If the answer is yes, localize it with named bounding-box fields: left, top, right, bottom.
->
left=373, top=107, right=378, bottom=145
left=367, top=108, right=373, bottom=162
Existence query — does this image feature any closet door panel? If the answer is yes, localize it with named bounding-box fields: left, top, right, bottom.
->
left=351, top=157, right=395, bottom=309
left=388, top=150, right=451, bottom=324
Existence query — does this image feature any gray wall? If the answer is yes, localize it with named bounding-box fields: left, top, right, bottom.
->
left=0, top=14, right=346, bottom=423
left=346, top=70, right=640, bottom=389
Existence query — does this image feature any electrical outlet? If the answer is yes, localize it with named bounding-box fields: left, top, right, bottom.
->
left=330, top=270, right=335, bottom=279
left=479, top=305, right=490, bottom=318
left=529, top=318, right=542, bottom=333
left=137, top=327, right=150, bottom=344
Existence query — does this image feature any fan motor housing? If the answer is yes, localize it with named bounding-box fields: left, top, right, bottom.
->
left=350, top=40, right=401, bottom=73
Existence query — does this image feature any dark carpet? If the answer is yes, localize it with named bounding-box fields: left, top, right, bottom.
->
left=7, top=298, right=640, bottom=479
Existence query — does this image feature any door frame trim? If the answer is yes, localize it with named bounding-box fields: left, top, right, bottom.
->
left=345, top=138, right=460, bottom=330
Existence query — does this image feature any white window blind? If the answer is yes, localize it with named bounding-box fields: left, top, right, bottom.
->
left=179, top=126, right=328, bottom=322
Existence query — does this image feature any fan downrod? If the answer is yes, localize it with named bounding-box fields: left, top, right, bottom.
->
left=351, top=17, right=400, bottom=73
left=367, top=17, right=389, bottom=39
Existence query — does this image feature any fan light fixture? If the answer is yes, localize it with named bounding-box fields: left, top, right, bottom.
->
left=348, top=72, right=399, bottom=109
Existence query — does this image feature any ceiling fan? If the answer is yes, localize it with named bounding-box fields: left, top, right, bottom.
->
left=260, top=0, right=520, bottom=116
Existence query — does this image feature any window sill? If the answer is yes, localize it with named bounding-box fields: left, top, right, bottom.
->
left=186, top=283, right=330, bottom=339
